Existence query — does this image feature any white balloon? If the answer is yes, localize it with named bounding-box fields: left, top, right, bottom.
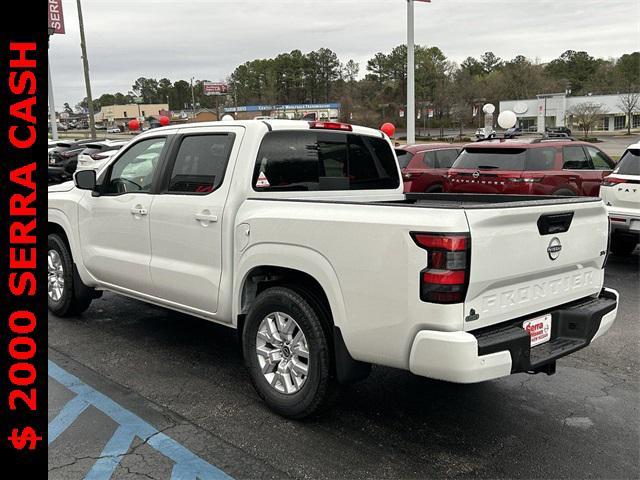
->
left=498, top=110, right=517, bottom=129
left=221, top=114, right=235, bottom=121
left=482, top=103, right=495, bottom=114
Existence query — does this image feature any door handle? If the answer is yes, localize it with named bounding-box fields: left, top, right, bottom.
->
left=130, top=206, right=148, bottom=216
left=194, top=211, right=218, bottom=224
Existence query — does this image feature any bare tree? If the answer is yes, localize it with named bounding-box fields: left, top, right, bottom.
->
left=568, top=102, right=604, bottom=138
left=617, top=92, right=640, bottom=135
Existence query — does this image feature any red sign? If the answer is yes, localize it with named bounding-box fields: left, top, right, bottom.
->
left=48, top=0, right=65, bottom=34
left=203, top=82, right=228, bottom=96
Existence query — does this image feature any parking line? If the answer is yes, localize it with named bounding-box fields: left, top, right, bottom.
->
left=48, top=394, right=90, bottom=444
left=48, top=360, right=233, bottom=480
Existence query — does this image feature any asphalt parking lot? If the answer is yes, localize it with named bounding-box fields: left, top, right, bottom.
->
left=48, top=250, right=639, bottom=479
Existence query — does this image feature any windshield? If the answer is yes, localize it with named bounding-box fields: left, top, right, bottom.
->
left=453, top=147, right=556, bottom=171
left=614, top=149, right=640, bottom=176
left=395, top=149, right=414, bottom=169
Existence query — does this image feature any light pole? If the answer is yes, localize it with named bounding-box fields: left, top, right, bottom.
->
left=48, top=27, right=59, bottom=141
left=190, top=77, right=197, bottom=119
left=76, top=0, right=96, bottom=138
left=407, top=0, right=415, bottom=144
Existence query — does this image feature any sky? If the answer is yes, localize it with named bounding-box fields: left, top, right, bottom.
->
left=49, top=0, right=640, bottom=108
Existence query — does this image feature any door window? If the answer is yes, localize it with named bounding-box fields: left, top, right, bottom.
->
left=435, top=149, right=459, bottom=169
left=562, top=146, right=591, bottom=170
left=585, top=146, right=614, bottom=170
left=104, top=138, right=166, bottom=194
left=423, top=151, right=436, bottom=168
left=167, top=134, right=235, bottom=194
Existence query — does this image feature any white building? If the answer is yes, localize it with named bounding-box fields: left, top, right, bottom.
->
left=500, top=93, right=640, bottom=133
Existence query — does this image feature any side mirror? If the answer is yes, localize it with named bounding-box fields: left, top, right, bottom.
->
left=74, top=169, right=96, bottom=191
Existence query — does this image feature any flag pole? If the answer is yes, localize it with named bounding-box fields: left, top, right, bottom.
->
left=407, top=0, right=415, bottom=145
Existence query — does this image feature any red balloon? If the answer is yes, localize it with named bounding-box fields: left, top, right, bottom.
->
left=380, top=122, right=396, bottom=138
left=128, top=119, right=140, bottom=131
left=159, top=115, right=170, bottom=126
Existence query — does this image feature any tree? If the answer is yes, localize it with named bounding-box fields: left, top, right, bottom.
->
left=480, top=52, right=502, bottom=74
left=547, top=50, right=601, bottom=94
left=617, top=92, right=640, bottom=135
left=569, top=102, right=604, bottom=138
left=63, top=103, right=74, bottom=115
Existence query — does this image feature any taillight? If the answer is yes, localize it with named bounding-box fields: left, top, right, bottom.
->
left=308, top=121, right=352, bottom=131
left=60, top=150, right=77, bottom=158
left=403, top=171, right=424, bottom=180
left=90, top=153, right=108, bottom=160
left=411, top=232, right=471, bottom=304
left=602, top=176, right=625, bottom=187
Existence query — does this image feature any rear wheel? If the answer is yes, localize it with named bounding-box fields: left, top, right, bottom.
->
left=425, top=185, right=443, bottom=193
left=243, top=286, right=336, bottom=419
left=610, top=234, right=638, bottom=256
left=553, top=188, right=576, bottom=196
left=48, top=234, right=94, bottom=317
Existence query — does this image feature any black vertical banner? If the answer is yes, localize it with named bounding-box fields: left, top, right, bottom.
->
left=0, top=2, right=48, bottom=475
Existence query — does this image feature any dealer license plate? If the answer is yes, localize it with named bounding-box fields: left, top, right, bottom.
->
left=522, top=314, right=552, bottom=347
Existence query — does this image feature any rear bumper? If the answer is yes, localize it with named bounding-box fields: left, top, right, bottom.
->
left=409, top=288, right=618, bottom=383
left=609, top=212, right=640, bottom=236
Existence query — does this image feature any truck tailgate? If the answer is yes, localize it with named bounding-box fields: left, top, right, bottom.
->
left=463, top=200, right=608, bottom=331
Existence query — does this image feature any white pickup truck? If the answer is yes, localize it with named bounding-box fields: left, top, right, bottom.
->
left=48, top=120, right=619, bottom=418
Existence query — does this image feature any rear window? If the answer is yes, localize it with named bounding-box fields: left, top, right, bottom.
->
left=253, top=131, right=400, bottom=191
left=435, top=149, right=459, bottom=169
left=454, top=147, right=556, bottom=171
left=395, top=149, right=413, bottom=169
left=614, top=149, right=640, bottom=176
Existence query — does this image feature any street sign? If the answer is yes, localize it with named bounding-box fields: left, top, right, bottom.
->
left=48, top=0, right=65, bottom=34
left=203, top=82, right=228, bottom=96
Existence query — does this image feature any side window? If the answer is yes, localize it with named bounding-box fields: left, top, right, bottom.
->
left=526, top=148, right=557, bottom=170
left=104, top=138, right=166, bottom=194
left=423, top=151, right=436, bottom=168
left=563, top=146, right=590, bottom=170
left=253, top=131, right=399, bottom=191
left=167, top=134, right=235, bottom=194
left=435, top=149, right=459, bottom=169
left=585, top=146, right=614, bottom=170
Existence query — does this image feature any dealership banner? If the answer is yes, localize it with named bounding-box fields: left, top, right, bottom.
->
left=203, top=82, right=229, bottom=96
left=0, top=2, right=47, bottom=475
left=48, top=0, right=65, bottom=34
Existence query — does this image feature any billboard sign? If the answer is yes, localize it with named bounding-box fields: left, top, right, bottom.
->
left=48, top=0, right=65, bottom=34
left=203, top=82, right=228, bottom=96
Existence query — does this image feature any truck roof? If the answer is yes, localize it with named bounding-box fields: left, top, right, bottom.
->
left=137, top=120, right=386, bottom=139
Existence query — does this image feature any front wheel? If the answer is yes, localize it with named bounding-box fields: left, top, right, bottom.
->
left=48, top=234, right=94, bottom=317
left=242, top=286, right=336, bottom=419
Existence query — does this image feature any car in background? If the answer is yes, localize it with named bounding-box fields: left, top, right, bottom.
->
left=505, top=126, right=522, bottom=137
left=48, top=139, right=97, bottom=184
left=445, top=137, right=614, bottom=196
left=475, top=127, right=496, bottom=139
left=600, top=143, right=640, bottom=255
left=76, top=140, right=128, bottom=172
left=107, top=126, right=122, bottom=134
left=395, top=144, right=460, bottom=193
left=546, top=126, right=572, bottom=137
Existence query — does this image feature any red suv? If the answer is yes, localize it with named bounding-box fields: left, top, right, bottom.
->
left=445, top=138, right=615, bottom=196
left=396, top=144, right=461, bottom=193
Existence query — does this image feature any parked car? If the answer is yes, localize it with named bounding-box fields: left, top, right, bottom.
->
left=76, top=140, right=128, bottom=172
left=396, top=144, right=460, bottom=193
left=505, top=126, right=522, bottom=137
left=475, top=128, right=496, bottom=139
left=48, top=139, right=96, bottom=184
left=107, top=126, right=122, bottom=134
left=546, top=126, right=572, bottom=137
left=600, top=142, right=640, bottom=255
left=49, top=120, right=618, bottom=418
left=445, top=138, right=615, bottom=196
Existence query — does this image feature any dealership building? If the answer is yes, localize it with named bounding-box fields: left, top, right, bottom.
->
left=224, top=103, right=341, bottom=121
left=500, top=93, right=640, bottom=133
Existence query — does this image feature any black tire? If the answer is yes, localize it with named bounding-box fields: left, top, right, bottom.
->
left=48, top=234, right=93, bottom=317
left=610, top=235, right=638, bottom=256
left=425, top=185, right=443, bottom=193
left=243, top=286, right=336, bottom=419
left=553, top=188, right=576, bottom=196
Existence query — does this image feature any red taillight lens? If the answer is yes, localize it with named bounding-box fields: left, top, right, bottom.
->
left=411, top=232, right=471, bottom=304
left=602, top=176, right=625, bottom=187
left=90, top=153, right=108, bottom=160
left=309, top=121, right=352, bottom=131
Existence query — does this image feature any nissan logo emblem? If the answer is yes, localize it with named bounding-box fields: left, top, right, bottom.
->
left=547, top=237, right=562, bottom=260
left=472, top=171, right=480, bottom=178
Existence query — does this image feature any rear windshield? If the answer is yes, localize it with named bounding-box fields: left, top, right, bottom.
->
left=395, top=149, right=413, bottom=169
left=253, top=131, right=400, bottom=191
left=453, top=147, right=556, bottom=171
left=614, top=149, right=640, bottom=176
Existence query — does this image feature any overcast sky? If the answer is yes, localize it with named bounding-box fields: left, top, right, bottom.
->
left=49, top=0, right=640, bottom=108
